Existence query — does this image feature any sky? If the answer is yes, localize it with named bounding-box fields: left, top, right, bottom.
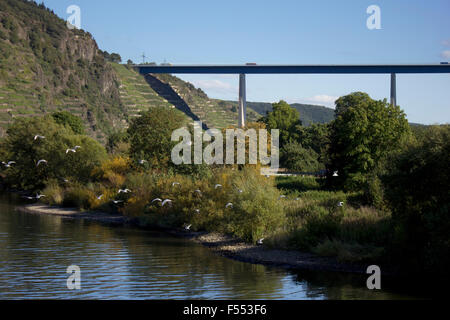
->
left=42, top=0, right=450, bottom=124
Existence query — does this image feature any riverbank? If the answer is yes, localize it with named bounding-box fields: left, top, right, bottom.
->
left=17, top=203, right=398, bottom=276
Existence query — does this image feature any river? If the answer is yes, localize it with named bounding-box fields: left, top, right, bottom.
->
left=0, top=193, right=425, bottom=300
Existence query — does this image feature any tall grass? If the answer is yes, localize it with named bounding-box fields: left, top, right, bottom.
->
left=267, top=185, right=392, bottom=262
left=39, top=161, right=393, bottom=262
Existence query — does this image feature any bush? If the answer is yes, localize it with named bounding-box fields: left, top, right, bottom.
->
left=313, top=239, right=385, bottom=263
left=277, top=188, right=391, bottom=262
left=280, top=141, right=320, bottom=172
left=225, top=167, right=286, bottom=242
left=276, top=175, right=322, bottom=193
left=1, top=116, right=107, bottom=190
left=62, top=184, right=94, bottom=209
left=52, top=111, right=85, bottom=135
left=41, top=180, right=64, bottom=205
left=110, top=166, right=286, bottom=242
left=127, top=107, right=187, bottom=169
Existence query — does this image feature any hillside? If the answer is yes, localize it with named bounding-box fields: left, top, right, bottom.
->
left=0, top=0, right=126, bottom=140
left=110, top=63, right=173, bottom=118
left=291, top=103, right=335, bottom=125
left=146, top=73, right=260, bottom=128
left=111, top=64, right=239, bottom=129
left=224, top=101, right=335, bottom=126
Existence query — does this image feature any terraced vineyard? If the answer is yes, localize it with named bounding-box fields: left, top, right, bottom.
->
left=111, top=63, right=257, bottom=129
left=111, top=63, right=173, bottom=118
left=0, top=76, right=97, bottom=138
left=142, top=72, right=260, bottom=129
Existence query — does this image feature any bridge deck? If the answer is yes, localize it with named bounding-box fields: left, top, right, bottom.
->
left=134, top=64, right=450, bottom=74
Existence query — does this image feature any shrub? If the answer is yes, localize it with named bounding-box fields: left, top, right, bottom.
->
left=281, top=189, right=392, bottom=262
left=280, top=141, right=320, bottom=172
left=313, top=239, right=385, bottom=263
left=62, top=184, right=94, bottom=210
left=276, top=175, right=321, bottom=193
left=52, top=111, right=85, bottom=135
left=127, top=107, right=187, bottom=169
left=2, top=116, right=106, bottom=190
left=224, top=167, right=285, bottom=242
left=41, top=181, right=64, bottom=205
left=92, top=156, right=130, bottom=188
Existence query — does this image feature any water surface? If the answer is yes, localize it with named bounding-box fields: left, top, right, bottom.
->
left=0, top=194, right=423, bottom=300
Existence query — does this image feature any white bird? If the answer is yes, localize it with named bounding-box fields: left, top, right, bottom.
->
left=194, top=189, right=202, bottom=195
left=172, top=182, right=181, bottom=187
left=162, top=199, right=173, bottom=207
left=62, top=178, right=70, bottom=183
left=237, top=189, right=243, bottom=193
left=2, top=161, right=16, bottom=168
left=215, top=184, right=222, bottom=189
left=97, top=194, right=104, bottom=200
left=338, top=201, right=344, bottom=207
left=184, top=224, right=192, bottom=231
left=113, top=200, right=124, bottom=204
left=257, top=238, right=264, bottom=245
left=333, top=171, right=339, bottom=177
left=139, top=159, right=147, bottom=165
left=73, top=146, right=81, bottom=150
left=225, top=203, right=233, bottom=209
left=66, top=148, right=77, bottom=154
left=279, top=195, right=286, bottom=200
left=34, top=135, right=45, bottom=141
left=151, top=198, right=162, bottom=203
left=22, top=196, right=35, bottom=200
left=36, top=160, right=47, bottom=167
left=194, top=209, right=200, bottom=214
left=35, top=193, right=46, bottom=199
left=118, top=189, right=132, bottom=194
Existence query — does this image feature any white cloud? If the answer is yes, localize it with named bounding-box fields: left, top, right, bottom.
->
left=287, top=95, right=339, bottom=108
left=307, top=95, right=339, bottom=104
left=441, top=39, right=450, bottom=47
left=441, top=50, right=450, bottom=60
left=191, top=79, right=236, bottom=94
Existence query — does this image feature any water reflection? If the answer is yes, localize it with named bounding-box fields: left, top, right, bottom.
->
left=0, top=193, right=420, bottom=300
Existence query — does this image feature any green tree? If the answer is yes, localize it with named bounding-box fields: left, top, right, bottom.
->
left=383, top=125, right=450, bottom=278
left=1, top=116, right=106, bottom=190
left=127, top=107, right=186, bottom=169
left=109, top=53, right=122, bottom=63
left=262, top=100, right=302, bottom=145
left=52, top=111, right=85, bottom=135
left=297, top=123, right=330, bottom=167
left=281, top=141, right=320, bottom=172
left=102, top=50, right=111, bottom=61
left=327, top=92, right=410, bottom=191
left=106, top=130, right=129, bottom=155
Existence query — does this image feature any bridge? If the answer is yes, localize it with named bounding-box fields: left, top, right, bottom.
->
left=134, top=64, right=450, bottom=127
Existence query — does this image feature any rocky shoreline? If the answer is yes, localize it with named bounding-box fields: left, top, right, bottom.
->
left=17, top=204, right=398, bottom=276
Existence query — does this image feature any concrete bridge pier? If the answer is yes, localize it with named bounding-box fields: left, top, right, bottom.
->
left=238, top=73, right=247, bottom=128
left=390, top=73, right=396, bottom=107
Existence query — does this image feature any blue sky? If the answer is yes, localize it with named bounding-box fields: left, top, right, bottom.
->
left=43, top=0, right=450, bottom=124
